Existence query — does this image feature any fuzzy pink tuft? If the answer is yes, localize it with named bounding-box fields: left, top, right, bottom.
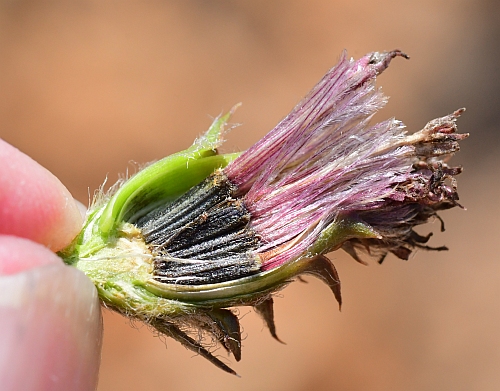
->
left=224, top=50, right=466, bottom=269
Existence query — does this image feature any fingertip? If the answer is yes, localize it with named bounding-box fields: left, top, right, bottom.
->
left=0, top=140, right=83, bottom=251
left=0, top=263, right=102, bottom=391
left=0, top=235, right=62, bottom=275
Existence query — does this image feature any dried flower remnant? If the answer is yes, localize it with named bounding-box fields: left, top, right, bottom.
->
left=59, top=50, right=468, bottom=375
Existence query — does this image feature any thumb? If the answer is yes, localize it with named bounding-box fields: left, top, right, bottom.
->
left=0, top=238, right=102, bottom=391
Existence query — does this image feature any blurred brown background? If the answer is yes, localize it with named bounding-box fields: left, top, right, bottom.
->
left=1, top=1, right=499, bottom=390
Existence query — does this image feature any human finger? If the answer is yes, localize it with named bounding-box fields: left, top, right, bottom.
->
left=0, top=139, right=83, bottom=251
left=0, top=237, right=102, bottom=391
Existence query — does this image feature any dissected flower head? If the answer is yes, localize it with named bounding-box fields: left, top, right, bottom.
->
left=60, top=50, right=468, bottom=375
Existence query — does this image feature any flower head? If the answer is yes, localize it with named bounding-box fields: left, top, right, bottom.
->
left=60, top=50, right=467, bottom=375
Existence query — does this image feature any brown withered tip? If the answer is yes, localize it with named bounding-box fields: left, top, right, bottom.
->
left=369, top=50, right=410, bottom=74
left=393, top=49, right=410, bottom=59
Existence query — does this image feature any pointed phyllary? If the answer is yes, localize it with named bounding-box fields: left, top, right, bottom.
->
left=60, top=50, right=467, bottom=374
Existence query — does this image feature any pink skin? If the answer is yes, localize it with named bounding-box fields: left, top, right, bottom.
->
left=0, top=140, right=83, bottom=252
left=0, top=139, right=102, bottom=391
